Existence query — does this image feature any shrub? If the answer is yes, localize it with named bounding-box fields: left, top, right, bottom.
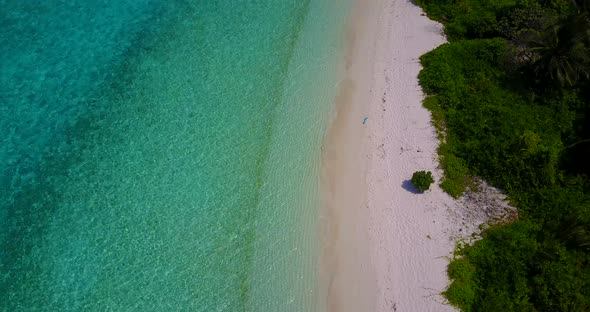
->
left=411, top=171, right=435, bottom=192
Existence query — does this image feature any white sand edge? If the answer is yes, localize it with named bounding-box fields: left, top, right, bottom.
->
left=363, top=1, right=457, bottom=311
left=321, top=0, right=517, bottom=311
left=364, top=1, right=514, bottom=312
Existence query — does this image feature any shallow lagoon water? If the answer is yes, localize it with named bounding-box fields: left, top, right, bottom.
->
left=1, top=0, right=350, bottom=311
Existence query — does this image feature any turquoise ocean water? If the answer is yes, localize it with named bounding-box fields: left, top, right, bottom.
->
left=0, top=1, right=351, bottom=310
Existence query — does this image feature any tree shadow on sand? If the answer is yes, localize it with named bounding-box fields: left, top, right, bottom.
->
left=402, top=179, right=423, bottom=194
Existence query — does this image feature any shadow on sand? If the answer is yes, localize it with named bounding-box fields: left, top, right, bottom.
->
left=401, top=179, right=424, bottom=194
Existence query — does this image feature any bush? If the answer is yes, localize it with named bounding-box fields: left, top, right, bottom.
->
left=419, top=39, right=568, bottom=193
left=411, top=171, right=435, bottom=192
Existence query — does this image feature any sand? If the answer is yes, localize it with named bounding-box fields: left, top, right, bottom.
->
left=320, top=4, right=376, bottom=311
left=321, top=0, right=516, bottom=311
left=362, top=1, right=457, bottom=311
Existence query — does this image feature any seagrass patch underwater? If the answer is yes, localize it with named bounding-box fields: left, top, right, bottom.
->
left=0, top=0, right=351, bottom=310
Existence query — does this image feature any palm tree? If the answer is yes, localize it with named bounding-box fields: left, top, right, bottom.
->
left=513, top=11, right=590, bottom=86
left=571, top=0, right=590, bottom=13
left=558, top=212, right=590, bottom=250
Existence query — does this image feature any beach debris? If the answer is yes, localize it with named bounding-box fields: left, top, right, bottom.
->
left=363, top=116, right=368, bottom=124
left=377, top=144, right=386, bottom=159
left=446, top=177, right=518, bottom=244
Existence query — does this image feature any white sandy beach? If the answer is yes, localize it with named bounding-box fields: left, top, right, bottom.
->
left=362, top=1, right=457, bottom=310
left=321, top=0, right=515, bottom=311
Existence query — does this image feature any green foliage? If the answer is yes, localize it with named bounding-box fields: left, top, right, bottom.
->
left=414, top=0, right=590, bottom=311
left=416, top=0, right=542, bottom=40
left=411, top=171, right=435, bottom=192
left=438, top=145, right=469, bottom=197
left=513, top=13, right=590, bottom=86
left=417, top=0, right=586, bottom=41
left=419, top=39, right=569, bottom=192
left=450, top=219, right=590, bottom=312
left=498, top=5, right=547, bottom=39
left=450, top=221, right=541, bottom=312
left=444, top=257, right=478, bottom=309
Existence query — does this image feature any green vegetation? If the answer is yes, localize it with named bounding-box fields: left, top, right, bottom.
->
left=411, top=170, right=435, bottom=192
left=414, top=0, right=590, bottom=310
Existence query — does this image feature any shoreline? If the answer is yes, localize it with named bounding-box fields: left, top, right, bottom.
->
left=320, top=0, right=381, bottom=311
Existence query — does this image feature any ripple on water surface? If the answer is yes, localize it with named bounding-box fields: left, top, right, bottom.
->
left=1, top=0, right=351, bottom=311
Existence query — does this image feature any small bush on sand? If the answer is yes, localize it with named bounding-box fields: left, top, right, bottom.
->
left=411, top=171, right=435, bottom=192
